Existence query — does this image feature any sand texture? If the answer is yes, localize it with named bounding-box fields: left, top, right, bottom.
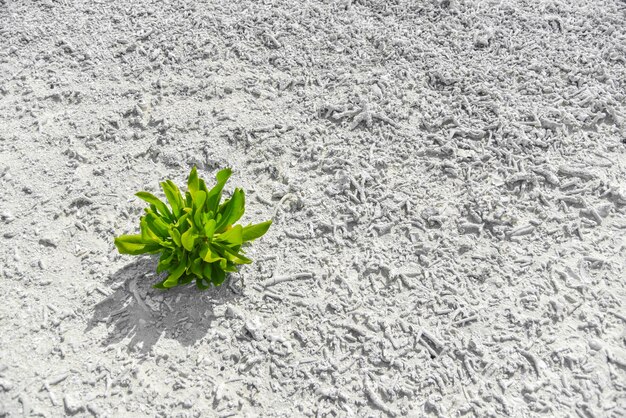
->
left=1, top=0, right=626, bottom=416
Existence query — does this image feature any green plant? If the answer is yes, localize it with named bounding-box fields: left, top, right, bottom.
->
left=114, top=166, right=272, bottom=290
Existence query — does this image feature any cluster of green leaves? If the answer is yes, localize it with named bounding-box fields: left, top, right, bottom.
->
left=114, top=166, right=272, bottom=290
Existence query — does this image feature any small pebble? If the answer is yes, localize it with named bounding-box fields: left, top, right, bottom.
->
left=0, top=378, right=13, bottom=392
left=64, top=393, right=84, bottom=415
left=588, top=339, right=604, bottom=351
left=86, top=402, right=103, bottom=418
left=39, top=237, right=58, bottom=248
left=0, top=211, right=14, bottom=223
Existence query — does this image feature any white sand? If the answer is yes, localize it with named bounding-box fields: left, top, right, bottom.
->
left=1, top=0, right=625, bottom=416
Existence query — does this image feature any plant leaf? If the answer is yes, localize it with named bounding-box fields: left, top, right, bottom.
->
left=157, top=250, right=175, bottom=273
left=136, top=191, right=172, bottom=221
left=161, top=180, right=183, bottom=218
left=141, top=217, right=174, bottom=249
left=145, top=212, right=170, bottom=238
left=211, top=263, right=226, bottom=286
left=188, top=166, right=199, bottom=197
left=159, top=248, right=173, bottom=261
left=215, top=224, right=243, bottom=248
left=157, top=259, right=172, bottom=273
left=170, top=228, right=182, bottom=247
left=175, top=212, right=190, bottom=229
left=140, top=217, right=159, bottom=242
left=178, top=213, right=192, bottom=235
left=213, top=242, right=252, bottom=264
left=215, top=189, right=245, bottom=232
left=196, top=278, right=210, bottom=290
left=115, top=234, right=161, bottom=255
left=223, top=261, right=239, bottom=273
left=242, top=220, right=272, bottom=242
left=190, top=257, right=203, bottom=277
left=202, top=262, right=213, bottom=281
left=193, top=190, right=207, bottom=210
left=193, top=190, right=207, bottom=227
left=181, top=227, right=196, bottom=251
left=163, top=255, right=187, bottom=288
left=199, top=178, right=209, bottom=194
left=205, top=168, right=232, bottom=214
left=199, top=243, right=225, bottom=263
left=179, top=275, right=194, bottom=285
left=204, top=219, right=216, bottom=238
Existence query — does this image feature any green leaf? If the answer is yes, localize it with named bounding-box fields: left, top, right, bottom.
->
left=175, top=212, right=190, bottom=231
left=153, top=280, right=167, bottom=289
left=204, top=219, right=216, bottom=238
left=215, top=224, right=243, bottom=248
left=136, top=191, right=172, bottom=221
left=185, top=258, right=192, bottom=274
left=193, top=190, right=207, bottom=227
left=202, top=262, right=213, bottom=281
left=179, top=275, right=194, bottom=285
left=157, top=250, right=175, bottom=273
left=140, top=217, right=159, bottom=242
left=181, top=227, right=196, bottom=251
left=188, top=166, right=199, bottom=197
left=157, top=259, right=172, bottom=273
left=199, top=243, right=225, bottom=263
left=223, top=261, right=239, bottom=273
left=211, top=263, right=226, bottom=286
left=199, top=178, right=209, bottom=195
left=140, top=218, right=173, bottom=249
left=215, top=189, right=245, bottom=232
left=196, top=278, right=210, bottom=290
left=159, top=248, right=173, bottom=261
left=163, top=255, right=187, bottom=288
left=206, top=168, right=232, bottom=214
left=193, top=190, right=207, bottom=210
left=242, top=220, right=272, bottom=242
left=161, top=180, right=184, bottom=218
left=178, top=213, right=192, bottom=235
left=115, top=234, right=161, bottom=255
left=213, top=242, right=252, bottom=264
left=190, top=257, right=203, bottom=278
left=170, top=228, right=182, bottom=247
left=145, top=212, right=170, bottom=238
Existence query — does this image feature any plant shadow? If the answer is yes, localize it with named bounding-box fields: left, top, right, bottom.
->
left=85, top=256, right=242, bottom=354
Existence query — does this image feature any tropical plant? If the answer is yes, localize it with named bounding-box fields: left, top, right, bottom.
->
left=114, top=166, right=272, bottom=290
